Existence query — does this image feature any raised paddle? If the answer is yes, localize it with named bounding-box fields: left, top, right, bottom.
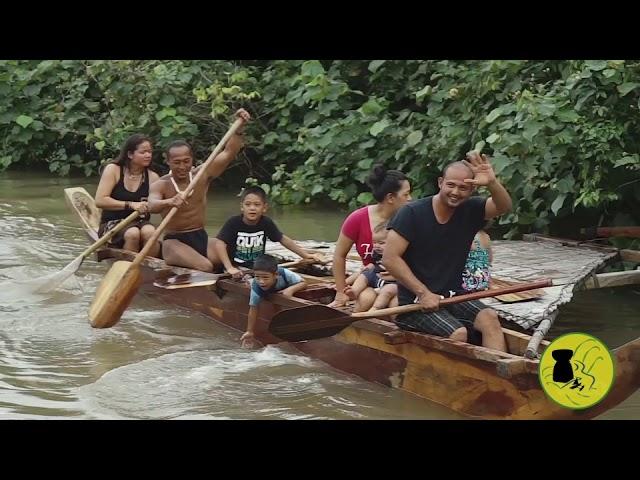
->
left=88, top=116, right=246, bottom=328
left=268, top=278, right=553, bottom=342
left=5, top=210, right=141, bottom=294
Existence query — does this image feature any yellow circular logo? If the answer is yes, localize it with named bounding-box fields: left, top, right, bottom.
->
left=539, top=333, right=615, bottom=410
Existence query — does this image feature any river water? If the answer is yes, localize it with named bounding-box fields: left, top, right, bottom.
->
left=0, top=172, right=638, bottom=419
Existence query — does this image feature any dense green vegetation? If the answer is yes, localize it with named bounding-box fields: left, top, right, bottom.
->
left=1, top=60, right=639, bottom=237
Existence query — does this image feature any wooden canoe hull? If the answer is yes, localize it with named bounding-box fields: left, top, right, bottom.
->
left=65, top=187, right=640, bottom=420
left=136, top=267, right=640, bottom=419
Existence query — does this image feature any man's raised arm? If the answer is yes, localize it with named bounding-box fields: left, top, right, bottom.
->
left=201, top=108, right=252, bottom=180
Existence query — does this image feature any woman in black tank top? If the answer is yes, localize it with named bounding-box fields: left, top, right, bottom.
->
left=95, top=134, right=161, bottom=256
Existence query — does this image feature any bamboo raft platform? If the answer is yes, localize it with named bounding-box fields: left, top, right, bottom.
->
left=265, top=236, right=638, bottom=334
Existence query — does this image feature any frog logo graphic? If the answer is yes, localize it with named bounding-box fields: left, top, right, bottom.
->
left=539, top=333, right=615, bottom=410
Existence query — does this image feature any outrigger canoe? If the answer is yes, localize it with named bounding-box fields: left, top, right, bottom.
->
left=65, top=187, right=640, bottom=419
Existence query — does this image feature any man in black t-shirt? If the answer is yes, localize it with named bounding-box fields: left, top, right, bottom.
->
left=384, top=151, right=512, bottom=352
left=214, top=187, right=326, bottom=277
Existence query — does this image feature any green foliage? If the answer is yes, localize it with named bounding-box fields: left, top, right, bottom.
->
left=1, top=60, right=639, bottom=236
left=252, top=60, right=640, bottom=237
left=0, top=60, right=259, bottom=177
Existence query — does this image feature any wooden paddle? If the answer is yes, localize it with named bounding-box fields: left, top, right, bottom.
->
left=88, top=117, right=246, bottom=328
left=268, top=278, right=553, bottom=342
left=8, top=210, right=141, bottom=294
left=56, top=209, right=140, bottom=278
left=74, top=210, right=141, bottom=262
left=153, top=259, right=321, bottom=290
left=490, top=278, right=544, bottom=303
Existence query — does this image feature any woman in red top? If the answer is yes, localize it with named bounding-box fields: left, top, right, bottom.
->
left=329, top=165, right=412, bottom=308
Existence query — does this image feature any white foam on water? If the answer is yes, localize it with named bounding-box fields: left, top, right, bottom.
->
left=218, top=344, right=318, bottom=375
left=76, top=350, right=228, bottom=419
left=125, top=309, right=176, bottom=321
left=71, top=345, right=339, bottom=419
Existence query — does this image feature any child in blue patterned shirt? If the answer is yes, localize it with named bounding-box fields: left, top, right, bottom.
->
left=241, top=254, right=307, bottom=348
left=461, top=228, right=492, bottom=293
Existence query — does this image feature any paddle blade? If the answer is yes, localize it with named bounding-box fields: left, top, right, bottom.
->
left=490, top=278, right=544, bottom=303
left=153, top=271, right=223, bottom=290
left=268, top=304, right=355, bottom=342
left=88, top=261, right=142, bottom=328
left=8, top=254, right=85, bottom=294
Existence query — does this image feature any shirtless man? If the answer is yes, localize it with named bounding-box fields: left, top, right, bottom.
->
left=147, top=108, right=251, bottom=272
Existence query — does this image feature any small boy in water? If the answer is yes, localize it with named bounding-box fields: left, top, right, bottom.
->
left=240, top=254, right=307, bottom=348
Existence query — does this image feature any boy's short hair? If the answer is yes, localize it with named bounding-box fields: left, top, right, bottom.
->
left=241, top=186, right=268, bottom=203
left=252, top=254, right=278, bottom=273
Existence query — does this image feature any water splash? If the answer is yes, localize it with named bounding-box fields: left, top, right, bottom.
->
left=0, top=256, right=84, bottom=297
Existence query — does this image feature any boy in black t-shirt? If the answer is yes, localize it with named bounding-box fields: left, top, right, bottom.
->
left=384, top=151, right=513, bottom=352
left=214, top=186, right=325, bottom=278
